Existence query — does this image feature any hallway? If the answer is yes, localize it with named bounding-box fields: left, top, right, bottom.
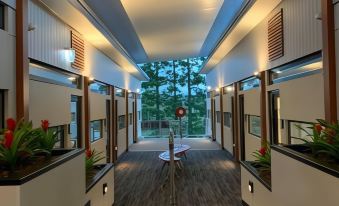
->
left=114, top=150, right=241, bottom=206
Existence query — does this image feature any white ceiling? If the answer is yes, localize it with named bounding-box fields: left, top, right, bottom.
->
left=120, top=0, right=224, bottom=62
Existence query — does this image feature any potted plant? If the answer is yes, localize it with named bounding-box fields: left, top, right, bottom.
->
left=251, top=145, right=271, bottom=184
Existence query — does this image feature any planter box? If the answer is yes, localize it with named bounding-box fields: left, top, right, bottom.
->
left=0, top=149, right=85, bottom=206
left=240, top=162, right=272, bottom=206
left=85, top=164, right=114, bottom=206
left=271, top=146, right=339, bottom=206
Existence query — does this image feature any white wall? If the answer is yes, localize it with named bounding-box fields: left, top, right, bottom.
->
left=222, top=91, right=234, bottom=155
left=215, top=95, right=221, bottom=145
left=27, top=0, right=142, bottom=91
left=206, top=0, right=322, bottom=89
left=116, top=95, right=127, bottom=157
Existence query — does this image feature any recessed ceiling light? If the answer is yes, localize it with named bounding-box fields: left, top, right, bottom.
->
left=68, top=77, right=76, bottom=81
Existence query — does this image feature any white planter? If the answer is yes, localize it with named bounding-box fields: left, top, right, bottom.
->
left=0, top=149, right=86, bottom=206
left=85, top=164, right=114, bottom=206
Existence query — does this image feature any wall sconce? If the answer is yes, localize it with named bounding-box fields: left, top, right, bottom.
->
left=226, top=86, right=233, bottom=92
left=103, top=183, right=108, bottom=195
left=64, top=48, right=76, bottom=63
left=253, top=71, right=261, bottom=79
left=248, top=181, right=254, bottom=193
left=68, top=77, right=76, bottom=81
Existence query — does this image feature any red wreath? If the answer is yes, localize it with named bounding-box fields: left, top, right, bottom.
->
left=175, top=107, right=186, bottom=118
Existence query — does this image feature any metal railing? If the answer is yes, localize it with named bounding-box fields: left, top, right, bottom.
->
left=141, top=120, right=207, bottom=138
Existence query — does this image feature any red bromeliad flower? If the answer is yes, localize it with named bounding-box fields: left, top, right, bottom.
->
left=86, top=149, right=93, bottom=159
left=3, top=130, right=14, bottom=149
left=314, top=124, right=323, bottom=134
left=259, top=147, right=267, bottom=156
left=41, top=120, right=49, bottom=132
left=6, top=118, right=16, bottom=131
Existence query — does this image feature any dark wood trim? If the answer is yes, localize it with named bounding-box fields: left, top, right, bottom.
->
left=322, top=0, right=337, bottom=123
left=220, top=87, right=225, bottom=149
left=234, top=83, right=240, bottom=161
left=16, top=0, right=29, bottom=121
left=133, top=95, right=138, bottom=143
left=84, top=77, right=90, bottom=149
left=125, top=90, right=129, bottom=151
left=86, top=163, right=114, bottom=193
left=260, top=71, right=268, bottom=147
left=240, top=161, right=272, bottom=191
left=111, top=87, right=117, bottom=163
left=114, top=99, right=118, bottom=163
left=110, top=86, right=115, bottom=163
left=0, top=149, right=84, bottom=185
left=242, top=200, right=250, bottom=206
left=271, top=145, right=339, bottom=178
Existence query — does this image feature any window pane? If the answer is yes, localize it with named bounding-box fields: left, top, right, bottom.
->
left=0, top=4, right=4, bottom=30
left=90, top=120, right=102, bottom=142
left=216, top=111, right=221, bottom=123
left=119, top=115, right=125, bottom=129
left=224, top=112, right=231, bottom=127
left=289, top=121, right=313, bottom=144
left=115, top=88, right=125, bottom=97
left=29, top=63, right=81, bottom=89
left=240, top=77, right=260, bottom=91
left=49, top=126, right=65, bottom=149
left=248, top=115, right=261, bottom=137
left=270, top=53, right=322, bottom=84
left=89, top=81, right=110, bottom=95
left=129, top=113, right=132, bottom=125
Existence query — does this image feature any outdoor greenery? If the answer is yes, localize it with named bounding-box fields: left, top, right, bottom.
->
left=140, top=57, right=207, bottom=136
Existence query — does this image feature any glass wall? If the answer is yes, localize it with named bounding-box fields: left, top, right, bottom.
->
left=90, top=120, right=103, bottom=142
left=69, top=95, right=81, bottom=148
left=224, top=112, right=231, bottom=127
left=51, top=125, right=65, bottom=148
left=248, top=115, right=261, bottom=137
left=240, top=77, right=260, bottom=91
left=289, top=121, right=313, bottom=144
left=89, top=81, right=110, bottom=95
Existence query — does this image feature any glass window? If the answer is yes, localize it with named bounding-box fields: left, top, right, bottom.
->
left=224, top=112, right=232, bottom=127
left=115, top=88, right=125, bottom=97
left=248, top=115, right=261, bottom=137
left=50, top=125, right=65, bottom=149
left=270, top=52, right=322, bottom=84
left=69, top=95, right=81, bottom=148
left=0, top=4, right=4, bottom=30
left=129, top=113, right=132, bottom=125
left=118, top=115, right=126, bottom=130
left=90, top=120, right=103, bottom=142
left=138, top=111, right=141, bottom=120
left=289, top=121, right=313, bottom=144
left=240, top=77, right=260, bottom=91
left=216, top=111, right=221, bottom=123
left=89, top=81, right=110, bottom=95
left=128, top=92, right=134, bottom=98
left=29, top=63, right=81, bottom=89
left=0, top=90, right=4, bottom=129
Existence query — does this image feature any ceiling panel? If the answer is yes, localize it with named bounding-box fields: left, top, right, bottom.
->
left=120, top=0, right=224, bottom=62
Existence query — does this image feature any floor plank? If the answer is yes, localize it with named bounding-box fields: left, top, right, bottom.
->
left=114, top=150, right=242, bottom=206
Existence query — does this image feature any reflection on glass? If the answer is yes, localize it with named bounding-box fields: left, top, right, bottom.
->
left=0, top=4, right=4, bottom=30
left=248, top=115, right=261, bottom=137
left=119, top=115, right=126, bottom=130
left=0, top=90, right=4, bottom=128
left=224, top=112, right=232, bottom=127
left=50, top=126, right=64, bottom=148
left=270, top=53, right=322, bottom=84
left=289, top=121, right=313, bottom=144
left=216, top=111, right=221, bottom=123
left=115, top=88, right=125, bottom=97
left=240, top=77, right=260, bottom=91
left=29, top=63, right=81, bottom=88
left=90, top=120, right=102, bottom=142
left=89, top=81, right=110, bottom=95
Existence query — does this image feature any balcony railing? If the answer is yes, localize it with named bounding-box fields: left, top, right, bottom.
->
left=140, top=120, right=207, bottom=138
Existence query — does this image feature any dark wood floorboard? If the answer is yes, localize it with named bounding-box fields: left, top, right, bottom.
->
left=114, top=150, right=242, bottom=206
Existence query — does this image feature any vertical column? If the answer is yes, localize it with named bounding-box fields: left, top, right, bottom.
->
left=134, top=94, right=138, bottom=143
left=260, top=71, right=268, bottom=147
left=84, top=77, right=90, bottom=149
left=220, top=87, right=225, bottom=149
left=234, top=83, right=240, bottom=161
left=322, top=0, right=337, bottom=123
left=16, top=0, right=29, bottom=121
left=125, top=90, right=129, bottom=151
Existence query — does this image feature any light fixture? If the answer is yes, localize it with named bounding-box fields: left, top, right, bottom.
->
left=207, top=86, right=212, bottom=91
left=128, top=89, right=132, bottom=93
left=116, top=89, right=122, bottom=93
left=64, top=48, right=76, bottom=63
left=103, top=183, right=108, bottom=195
left=248, top=181, right=254, bottom=193
left=136, top=89, right=140, bottom=93
left=275, top=70, right=282, bottom=74
left=253, top=71, right=259, bottom=76
left=215, top=88, right=220, bottom=92
left=226, top=86, right=233, bottom=92
left=68, top=77, right=76, bottom=81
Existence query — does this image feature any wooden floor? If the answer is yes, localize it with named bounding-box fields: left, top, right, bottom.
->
left=114, top=150, right=242, bottom=206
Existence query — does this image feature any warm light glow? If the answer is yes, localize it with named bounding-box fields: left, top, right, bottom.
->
left=275, top=70, right=282, bottom=74
left=104, top=186, right=108, bottom=193
left=226, top=86, right=233, bottom=92
left=64, top=48, right=75, bottom=63
left=128, top=89, right=132, bottom=93
left=68, top=77, right=76, bottom=81
left=254, top=71, right=259, bottom=76
left=215, top=88, right=220, bottom=92
left=248, top=185, right=252, bottom=192
left=89, top=77, right=94, bottom=81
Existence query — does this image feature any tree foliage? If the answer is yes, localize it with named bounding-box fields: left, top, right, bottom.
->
left=140, top=57, right=207, bottom=135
